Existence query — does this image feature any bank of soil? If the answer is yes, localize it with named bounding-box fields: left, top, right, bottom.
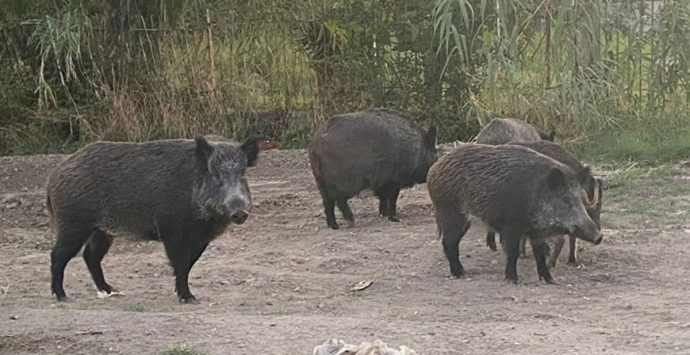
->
left=1, top=149, right=689, bottom=354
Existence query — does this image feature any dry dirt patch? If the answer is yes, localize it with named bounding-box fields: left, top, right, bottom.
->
left=1, top=151, right=689, bottom=354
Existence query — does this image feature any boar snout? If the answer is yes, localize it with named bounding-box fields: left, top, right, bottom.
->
left=592, top=234, right=603, bottom=245
left=223, top=191, right=251, bottom=216
left=230, top=209, right=249, bottom=224
left=573, top=217, right=602, bottom=245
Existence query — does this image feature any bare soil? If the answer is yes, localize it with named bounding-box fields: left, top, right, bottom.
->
left=1, top=149, right=689, bottom=355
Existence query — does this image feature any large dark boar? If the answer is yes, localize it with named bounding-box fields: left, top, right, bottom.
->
left=476, top=117, right=554, bottom=257
left=310, top=108, right=438, bottom=229
left=47, top=136, right=260, bottom=303
left=427, top=144, right=601, bottom=283
left=476, top=118, right=555, bottom=145
left=485, top=141, right=604, bottom=267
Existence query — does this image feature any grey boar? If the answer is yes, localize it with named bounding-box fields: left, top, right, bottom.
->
left=476, top=117, right=555, bottom=257
left=309, top=108, right=438, bottom=229
left=484, top=141, right=603, bottom=267
left=427, top=143, right=601, bottom=283
left=476, top=118, right=555, bottom=145
left=47, top=135, right=260, bottom=303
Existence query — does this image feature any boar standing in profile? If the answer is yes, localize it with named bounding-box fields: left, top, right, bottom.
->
left=47, top=136, right=260, bottom=303
left=476, top=117, right=555, bottom=145
left=310, top=108, right=438, bottom=229
left=427, top=143, right=602, bottom=283
left=476, top=117, right=556, bottom=256
left=484, top=141, right=603, bottom=267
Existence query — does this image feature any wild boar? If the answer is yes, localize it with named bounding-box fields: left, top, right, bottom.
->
left=427, top=143, right=601, bottom=283
left=47, top=135, right=260, bottom=303
left=310, top=108, right=437, bottom=229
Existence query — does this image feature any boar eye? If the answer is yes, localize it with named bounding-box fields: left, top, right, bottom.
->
left=562, top=197, right=573, bottom=209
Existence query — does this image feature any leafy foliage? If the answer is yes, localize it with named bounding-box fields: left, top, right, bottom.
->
left=1, top=0, right=689, bottom=158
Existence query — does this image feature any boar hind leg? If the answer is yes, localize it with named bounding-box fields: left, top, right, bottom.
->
left=375, top=184, right=401, bottom=222
left=385, top=187, right=401, bottom=222
left=438, top=208, right=470, bottom=278
left=50, top=224, right=94, bottom=301
left=336, top=197, right=355, bottom=227
left=529, top=236, right=555, bottom=284
left=83, top=230, right=119, bottom=296
left=486, top=230, right=497, bottom=251
left=322, top=196, right=339, bottom=229
left=316, top=179, right=339, bottom=229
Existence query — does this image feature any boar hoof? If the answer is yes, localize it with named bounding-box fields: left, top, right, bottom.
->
left=345, top=220, right=356, bottom=228
left=449, top=268, right=464, bottom=279
left=327, top=222, right=340, bottom=230
left=55, top=295, right=67, bottom=302
left=388, top=216, right=400, bottom=222
left=540, top=276, right=558, bottom=285
left=179, top=296, right=200, bottom=304
left=505, top=277, right=519, bottom=285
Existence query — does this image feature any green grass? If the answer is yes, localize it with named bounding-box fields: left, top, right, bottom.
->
left=604, top=164, right=676, bottom=189
left=160, top=346, right=206, bottom=355
left=277, top=114, right=313, bottom=149
left=571, top=119, right=690, bottom=165
left=0, top=124, right=82, bottom=156
left=125, top=303, right=146, bottom=312
left=602, top=163, right=690, bottom=218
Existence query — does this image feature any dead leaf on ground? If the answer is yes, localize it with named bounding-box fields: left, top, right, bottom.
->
left=350, top=280, right=373, bottom=292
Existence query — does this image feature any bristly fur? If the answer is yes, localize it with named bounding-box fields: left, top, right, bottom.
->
left=505, top=140, right=603, bottom=267
left=426, top=143, right=600, bottom=282
left=47, top=136, right=259, bottom=303
left=476, top=118, right=553, bottom=145
left=309, top=107, right=437, bottom=229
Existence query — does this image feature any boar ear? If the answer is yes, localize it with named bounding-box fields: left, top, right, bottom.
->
left=577, top=166, right=592, bottom=184
left=241, top=135, right=261, bottom=167
left=547, top=130, right=556, bottom=142
left=539, top=130, right=556, bottom=141
left=425, top=127, right=438, bottom=148
left=577, top=166, right=597, bottom=200
left=195, top=135, right=214, bottom=170
left=546, top=167, right=567, bottom=191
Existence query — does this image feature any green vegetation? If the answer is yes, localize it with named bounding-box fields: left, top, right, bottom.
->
left=572, top=123, right=690, bottom=164
left=126, top=303, right=146, bottom=312
left=604, top=163, right=689, bottom=222
left=1, top=0, right=689, bottom=161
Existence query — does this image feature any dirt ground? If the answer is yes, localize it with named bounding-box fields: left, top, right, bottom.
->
left=1, top=148, right=689, bottom=355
